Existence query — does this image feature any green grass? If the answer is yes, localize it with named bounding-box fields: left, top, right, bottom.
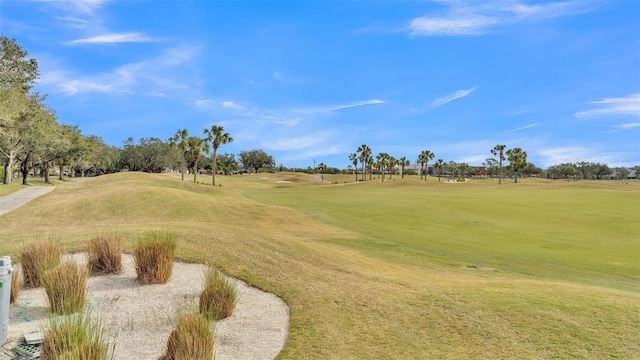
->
left=245, top=178, right=640, bottom=292
left=1, top=172, right=638, bottom=359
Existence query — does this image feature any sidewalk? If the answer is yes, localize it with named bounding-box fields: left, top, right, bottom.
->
left=0, top=186, right=55, bottom=216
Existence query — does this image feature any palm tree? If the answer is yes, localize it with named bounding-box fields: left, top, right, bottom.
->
left=490, top=145, right=507, bottom=183
left=434, top=158, right=444, bottom=181
left=170, top=128, right=189, bottom=181
left=187, top=136, right=210, bottom=183
left=204, top=125, right=233, bottom=186
left=418, top=150, right=434, bottom=181
left=376, top=153, right=389, bottom=182
left=357, top=144, right=371, bottom=181
left=349, top=153, right=358, bottom=182
left=317, top=162, right=326, bottom=182
left=506, top=147, right=527, bottom=183
left=399, top=156, right=409, bottom=179
left=367, top=154, right=374, bottom=180
left=388, top=155, right=396, bottom=180
left=491, top=144, right=507, bottom=185
left=424, top=150, right=434, bottom=181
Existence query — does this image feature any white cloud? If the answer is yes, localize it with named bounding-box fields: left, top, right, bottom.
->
left=410, top=15, right=497, bottom=36
left=408, top=1, right=593, bottom=37
left=40, top=45, right=201, bottom=96
left=32, top=0, right=108, bottom=15
left=195, top=99, right=212, bottom=107
left=68, top=32, right=156, bottom=45
left=574, top=93, right=640, bottom=118
left=507, top=123, right=538, bottom=132
left=292, top=99, right=385, bottom=115
left=537, top=146, right=614, bottom=165
left=429, top=87, right=476, bottom=108
left=222, top=101, right=245, bottom=110
left=612, top=122, right=640, bottom=130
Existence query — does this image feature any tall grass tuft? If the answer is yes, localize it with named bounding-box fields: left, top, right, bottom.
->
left=42, top=262, right=88, bottom=315
left=20, top=241, right=60, bottom=288
left=160, top=313, right=213, bottom=360
left=199, top=267, right=236, bottom=321
left=87, top=235, right=123, bottom=275
left=134, top=231, right=176, bottom=285
left=10, top=267, right=20, bottom=304
left=41, top=313, right=113, bottom=360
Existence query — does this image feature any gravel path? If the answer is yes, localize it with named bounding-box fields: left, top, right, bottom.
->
left=2, top=254, right=289, bottom=359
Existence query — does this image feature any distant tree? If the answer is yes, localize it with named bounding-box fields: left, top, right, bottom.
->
left=388, top=155, right=396, bottom=180
left=434, top=158, right=444, bottom=181
left=239, top=149, right=275, bottom=173
left=204, top=125, right=233, bottom=185
left=399, top=156, right=409, bottom=179
left=506, top=147, right=527, bottom=183
left=418, top=150, right=434, bottom=181
left=317, top=162, right=327, bottom=182
left=215, top=153, right=239, bottom=175
left=490, top=144, right=507, bottom=185
left=458, top=162, right=470, bottom=178
left=349, top=153, right=358, bottom=181
left=357, top=144, right=371, bottom=181
left=120, top=137, right=175, bottom=173
left=187, top=136, right=209, bottom=183
left=170, top=129, right=189, bottom=181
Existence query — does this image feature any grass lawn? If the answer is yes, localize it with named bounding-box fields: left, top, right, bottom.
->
left=1, top=172, right=638, bottom=359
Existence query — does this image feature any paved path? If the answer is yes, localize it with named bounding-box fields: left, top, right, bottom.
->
left=0, top=186, right=55, bottom=216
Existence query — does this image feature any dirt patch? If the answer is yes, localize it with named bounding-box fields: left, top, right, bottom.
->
left=2, top=253, right=289, bottom=360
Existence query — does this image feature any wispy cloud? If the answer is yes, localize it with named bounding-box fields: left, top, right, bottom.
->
left=408, top=1, right=594, bottom=37
left=429, top=87, right=476, bottom=108
left=612, top=122, right=640, bottom=130
left=507, top=123, right=537, bottom=132
left=32, top=0, right=109, bottom=15
left=537, top=146, right=617, bottom=166
left=292, top=99, right=385, bottom=115
left=68, top=32, right=156, bottom=45
left=410, top=15, right=497, bottom=36
left=574, top=93, right=640, bottom=119
left=222, top=101, right=245, bottom=110
left=39, top=45, right=201, bottom=96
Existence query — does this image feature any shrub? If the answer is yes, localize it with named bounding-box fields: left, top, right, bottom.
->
left=20, top=241, right=60, bottom=288
left=41, top=313, right=112, bottom=360
left=87, top=236, right=123, bottom=275
left=160, top=314, right=213, bottom=360
left=10, top=267, right=20, bottom=304
left=199, top=267, right=236, bottom=321
left=42, top=262, right=88, bottom=315
left=134, top=232, right=176, bottom=285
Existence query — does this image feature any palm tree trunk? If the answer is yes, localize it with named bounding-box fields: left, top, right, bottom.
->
left=212, top=148, right=218, bottom=186
left=193, top=160, right=198, bottom=183
left=181, top=151, right=185, bottom=181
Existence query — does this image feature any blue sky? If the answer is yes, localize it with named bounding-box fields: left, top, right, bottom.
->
left=2, top=0, right=639, bottom=169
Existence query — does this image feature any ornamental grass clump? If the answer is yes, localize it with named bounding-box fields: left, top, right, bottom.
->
left=42, top=262, right=88, bottom=315
left=87, top=235, right=123, bottom=275
left=134, top=232, right=176, bottom=285
left=20, top=241, right=60, bottom=288
left=10, top=267, right=20, bottom=304
left=199, top=267, right=236, bottom=321
left=41, top=313, right=113, bottom=360
left=160, top=313, right=213, bottom=360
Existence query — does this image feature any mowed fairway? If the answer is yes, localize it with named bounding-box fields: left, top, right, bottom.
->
left=1, top=172, right=638, bottom=359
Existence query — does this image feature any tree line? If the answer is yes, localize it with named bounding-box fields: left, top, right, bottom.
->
left=0, top=36, right=276, bottom=185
